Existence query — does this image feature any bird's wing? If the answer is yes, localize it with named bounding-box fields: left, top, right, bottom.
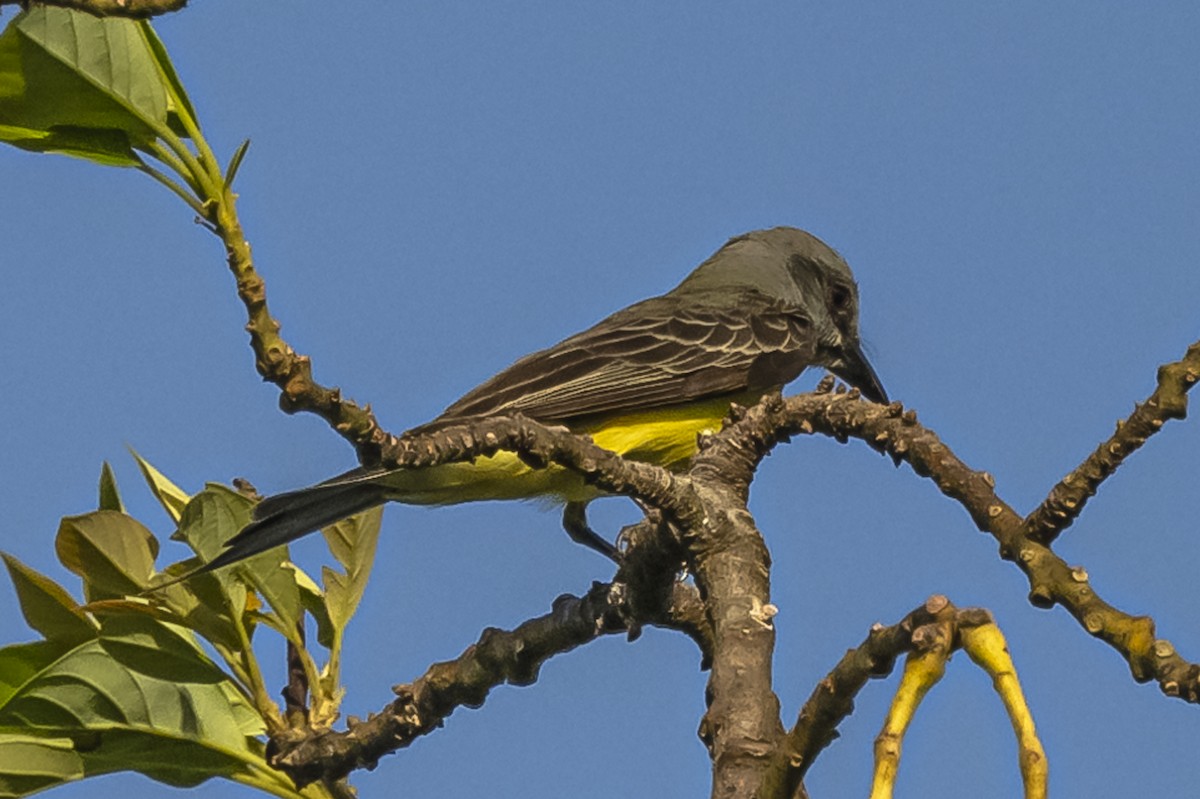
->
left=425, top=288, right=819, bottom=426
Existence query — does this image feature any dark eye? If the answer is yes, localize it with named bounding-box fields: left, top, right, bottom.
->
left=830, top=285, right=851, bottom=311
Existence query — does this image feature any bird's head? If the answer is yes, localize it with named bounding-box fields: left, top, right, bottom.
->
left=674, top=227, right=888, bottom=404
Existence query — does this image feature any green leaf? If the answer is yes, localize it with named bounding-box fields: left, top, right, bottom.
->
left=15, top=8, right=168, bottom=123
left=176, top=485, right=303, bottom=641
left=1, top=554, right=97, bottom=645
left=0, top=734, right=84, bottom=798
left=138, top=20, right=196, bottom=136
left=0, top=632, right=313, bottom=797
left=84, top=593, right=241, bottom=656
left=128, top=448, right=190, bottom=523
left=137, top=497, right=253, bottom=653
left=98, top=615, right=228, bottom=685
left=0, top=7, right=179, bottom=165
left=294, top=566, right=334, bottom=651
left=224, top=137, right=250, bottom=187
left=55, top=511, right=158, bottom=600
left=0, top=641, right=70, bottom=708
left=97, top=461, right=124, bottom=513
left=173, top=483, right=250, bottom=564
left=321, top=507, right=383, bottom=636
left=0, top=121, right=142, bottom=166
left=137, top=563, right=249, bottom=653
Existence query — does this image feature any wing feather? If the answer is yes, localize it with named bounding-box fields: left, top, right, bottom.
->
left=425, top=288, right=818, bottom=427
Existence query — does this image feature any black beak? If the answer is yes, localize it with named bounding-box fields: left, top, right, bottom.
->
left=830, top=342, right=888, bottom=404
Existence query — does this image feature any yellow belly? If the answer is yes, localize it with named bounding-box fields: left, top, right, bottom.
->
left=385, top=393, right=759, bottom=505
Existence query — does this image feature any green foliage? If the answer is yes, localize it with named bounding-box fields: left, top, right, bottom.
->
left=97, top=462, right=124, bottom=513
left=0, top=458, right=381, bottom=798
left=129, top=448, right=190, bottom=523
left=0, top=6, right=192, bottom=165
left=0, top=10, right=372, bottom=795
left=1, top=556, right=96, bottom=646
left=56, top=511, right=159, bottom=601
left=322, top=508, right=384, bottom=636
left=0, top=6, right=246, bottom=221
left=315, top=508, right=382, bottom=725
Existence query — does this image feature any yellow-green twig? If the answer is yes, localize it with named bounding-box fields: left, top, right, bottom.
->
left=961, top=623, right=1048, bottom=799
left=870, top=621, right=952, bottom=799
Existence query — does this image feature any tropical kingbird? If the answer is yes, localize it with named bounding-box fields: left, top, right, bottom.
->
left=204, top=226, right=887, bottom=572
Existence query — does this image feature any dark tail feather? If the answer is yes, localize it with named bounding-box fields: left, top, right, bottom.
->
left=201, top=481, right=387, bottom=574
left=143, top=480, right=387, bottom=594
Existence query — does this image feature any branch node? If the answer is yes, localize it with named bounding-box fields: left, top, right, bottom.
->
left=924, top=594, right=949, bottom=614
left=1027, top=585, right=1055, bottom=609
left=1154, top=639, right=1176, bottom=659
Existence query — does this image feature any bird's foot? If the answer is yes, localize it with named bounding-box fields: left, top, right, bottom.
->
left=562, top=501, right=621, bottom=563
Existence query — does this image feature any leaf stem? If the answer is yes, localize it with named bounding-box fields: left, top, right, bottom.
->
left=155, top=73, right=225, bottom=201
left=232, top=611, right=285, bottom=734
left=136, top=157, right=206, bottom=217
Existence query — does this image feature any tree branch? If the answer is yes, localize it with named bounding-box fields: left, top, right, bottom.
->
left=689, top=478, right=784, bottom=799
left=376, top=414, right=707, bottom=527
left=765, top=598, right=1021, bottom=799
left=208, top=170, right=1196, bottom=790
left=199, top=189, right=396, bottom=463
left=251, top=341, right=1196, bottom=793
left=713, top=348, right=1200, bottom=704
left=1023, top=341, right=1199, bottom=544
left=268, top=575, right=705, bottom=787
left=282, top=622, right=309, bottom=727
left=768, top=597, right=952, bottom=795
left=614, top=514, right=713, bottom=658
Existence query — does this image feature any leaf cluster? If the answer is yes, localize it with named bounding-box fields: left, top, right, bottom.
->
left=0, top=5, right=245, bottom=218
left=0, top=455, right=381, bottom=798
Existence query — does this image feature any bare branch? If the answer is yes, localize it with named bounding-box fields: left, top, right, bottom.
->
left=1023, top=341, right=1199, bottom=544
left=269, top=582, right=632, bottom=786
left=203, top=192, right=396, bottom=463
left=871, top=613, right=955, bottom=799
left=614, top=515, right=713, bottom=659
left=711, top=355, right=1200, bottom=705
left=689, top=479, right=785, bottom=799
left=282, top=622, right=309, bottom=727
left=269, top=560, right=706, bottom=787
left=208, top=174, right=1197, bottom=790
left=765, top=597, right=985, bottom=797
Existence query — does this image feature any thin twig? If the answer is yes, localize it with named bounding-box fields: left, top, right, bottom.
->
left=766, top=598, right=966, bottom=796
left=1023, top=341, right=1199, bottom=544
left=712, top=354, right=1200, bottom=704
left=282, top=620, right=309, bottom=727
left=208, top=186, right=393, bottom=463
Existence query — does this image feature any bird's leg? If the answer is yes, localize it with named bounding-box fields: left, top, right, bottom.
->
left=562, top=501, right=621, bottom=562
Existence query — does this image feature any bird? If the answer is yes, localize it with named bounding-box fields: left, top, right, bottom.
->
left=195, top=226, right=887, bottom=576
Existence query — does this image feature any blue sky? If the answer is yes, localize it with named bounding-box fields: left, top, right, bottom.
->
left=3, top=3, right=1198, bottom=797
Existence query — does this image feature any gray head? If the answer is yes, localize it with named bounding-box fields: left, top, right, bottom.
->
left=671, top=227, right=887, bottom=403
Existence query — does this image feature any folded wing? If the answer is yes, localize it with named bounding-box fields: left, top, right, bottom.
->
left=427, top=288, right=819, bottom=426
